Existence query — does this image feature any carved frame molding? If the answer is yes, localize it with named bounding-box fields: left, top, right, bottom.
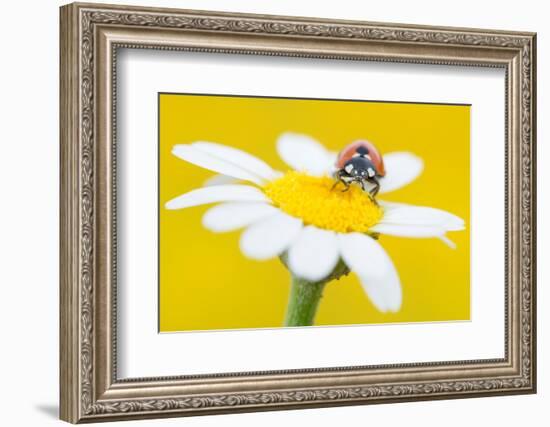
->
left=60, top=2, right=536, bottom=423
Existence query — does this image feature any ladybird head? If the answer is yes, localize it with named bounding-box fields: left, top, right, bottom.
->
left=355, top=145, right=369, bottom=157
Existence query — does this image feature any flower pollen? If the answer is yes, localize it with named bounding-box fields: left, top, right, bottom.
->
left=264, top=171, right=383, bottom=233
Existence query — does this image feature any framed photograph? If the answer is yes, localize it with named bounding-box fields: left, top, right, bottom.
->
left=60, top=2, right=537, bottom=423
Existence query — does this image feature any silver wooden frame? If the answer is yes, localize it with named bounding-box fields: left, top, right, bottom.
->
left=60, top=2, right=537, bottom=423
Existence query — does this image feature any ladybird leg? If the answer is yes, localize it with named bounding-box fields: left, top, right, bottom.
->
left=341, top=179, right=351, bottom=192
left=331, top=171, right=345, bottom=191
left=369, top=178, right=380, bottom=198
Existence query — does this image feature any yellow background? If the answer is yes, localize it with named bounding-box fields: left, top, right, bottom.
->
left=159, top=94, right=470, bottom=332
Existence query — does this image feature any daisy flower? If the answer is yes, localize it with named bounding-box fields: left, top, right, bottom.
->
left=165, top=133, right=465, bottom=325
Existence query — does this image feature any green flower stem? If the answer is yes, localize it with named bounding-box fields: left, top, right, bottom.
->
left=284, top=276, right=327, bottom=327
left=281, top=257, right=350, bottom=327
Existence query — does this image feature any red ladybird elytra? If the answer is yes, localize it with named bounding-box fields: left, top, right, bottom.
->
left=335, top=140, right=386, bottom=176
left=332, top=140, right=386, bottom=197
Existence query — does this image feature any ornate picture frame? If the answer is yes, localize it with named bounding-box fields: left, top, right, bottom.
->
left=60, top=2, right=536, bottom=423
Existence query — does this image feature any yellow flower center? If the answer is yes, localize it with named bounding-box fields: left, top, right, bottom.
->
left=264, top=171, right=383, bottom=233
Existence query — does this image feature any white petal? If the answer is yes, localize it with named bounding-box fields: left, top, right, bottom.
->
left=379, top=205, right=464, bottom=231
left=359, top=263, right=402, bottom=313
left=276, top=132, right=332, bottom=176
left=239, top=212, right=302, bottom=260
left=193, top=142, right=279, bottom=181
left=165, top=185, right=268, bottom=210
left=338, top=233, right=391, bottom=280
left=379, top=152, right=424, bottom=194
left=438, top=235, right=457, bottom=249
left=173, top=143, right=275, bottom=185
left=203, top=174, right=239, bottom=187
left=338, top=233, right=401, bottom=312
left=369, top=223, right=445, bottom=238
left=202, top=202, right=278, bottom=232
left=288, top=226, right=339, bottom=282
left=377, top=200, right=406, bottom=211
left=326, top=151, right=339, bottom=174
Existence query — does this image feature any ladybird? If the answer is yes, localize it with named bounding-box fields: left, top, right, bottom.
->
left=332, top=140, right=386, bottom=197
